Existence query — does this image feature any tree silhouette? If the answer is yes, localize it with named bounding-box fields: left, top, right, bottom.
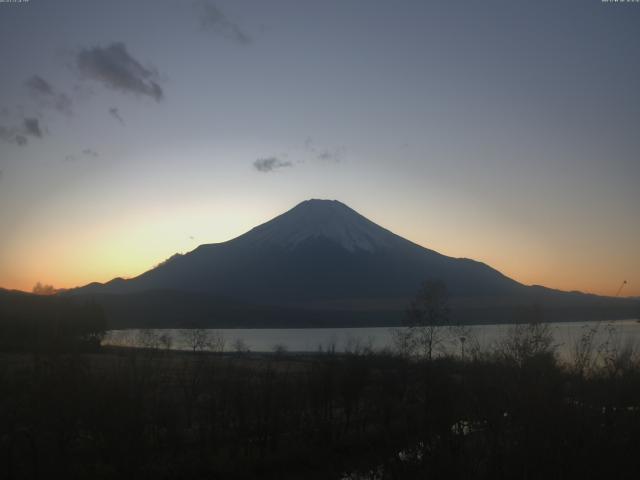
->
left=406, top=280, right=450, bottom=360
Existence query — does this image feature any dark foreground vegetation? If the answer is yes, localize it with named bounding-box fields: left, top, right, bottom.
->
left=0, top=289, right=105, bottom=352
left=2, top=329, right=640, bottom=479
left=2, top=287, right=640, bottom=478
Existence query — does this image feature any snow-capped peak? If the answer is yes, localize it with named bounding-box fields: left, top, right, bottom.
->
left=238, top=199, right=402, bottom=252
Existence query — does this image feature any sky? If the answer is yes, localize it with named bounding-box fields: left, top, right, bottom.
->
left=0, top=0, right=639, bottom=297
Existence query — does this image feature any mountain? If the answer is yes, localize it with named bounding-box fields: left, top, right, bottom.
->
left=69, top=199, right=638, bottom=327
left=76, top=199, right=523, bottom=299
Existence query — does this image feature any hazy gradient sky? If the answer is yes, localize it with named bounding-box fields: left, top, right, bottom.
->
left=1, top=0, right=639, bottom=297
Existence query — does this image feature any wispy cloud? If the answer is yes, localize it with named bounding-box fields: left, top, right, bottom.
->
left=0, top=117, right=44, bottom=146
left=304, top=137, right=315, bottom=152
left=317, top=148, right=344, bottom=162
left=304, top=137, right=345, bottom=163
left=64, top=148, right=100, bottom=162
left=109, top=106, right=125, bottom=124
left=25, top=75, right=54, bottom=96
left=194, top=1, right=252, bottom=45
left=82, top=148, right=99, bottom=158
left=76, top=43, right=163, bottom=101
left=23, top=118, right=42, bottom=138
left=24, top=75, right=73, bottom=115
left=253, top=156, right=293, bottom=173
left=0, top=125, right=25, bottom=146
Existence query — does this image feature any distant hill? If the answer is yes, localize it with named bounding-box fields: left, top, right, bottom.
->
left=0, top=288, right=105, bottom=350
left=67, top=200, right=639, bottom=328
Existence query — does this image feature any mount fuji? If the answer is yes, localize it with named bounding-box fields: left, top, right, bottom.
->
left=69, top=199, right=637, bottom=327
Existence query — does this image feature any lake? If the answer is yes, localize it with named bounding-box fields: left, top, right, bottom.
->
left=103, top=319, right=640, bottom=361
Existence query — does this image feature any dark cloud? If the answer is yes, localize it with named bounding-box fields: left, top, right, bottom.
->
left=194, top=1, right=252, bottom=45
left=109, top=107, right=124, bottom=124
left=0, top=118, right=45, bottom=145
left=25, top=75, right=54, bottom=96
left=25, top=75, right=73, bottom=115
left=253, top=156, right=293, bottom=173
left=76, top=43, right=163, bottom=101
left=23, top=118, right=42, bottom=138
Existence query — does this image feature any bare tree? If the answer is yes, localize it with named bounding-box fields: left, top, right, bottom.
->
left=597, top=322, right=638, bottom=378
left=272, top=343, right=288, bottom=356
left=571, top=323, right=600, bottom=376
left=180, top=328, right=225, bottom=353
left=390, top=326, right=415, bottom=357
left=159, top=332, right=173, bottom=351
left=406, top=280, right=450, bottom=360
left=208, top=330, right=225, bottom=353
left=181, top=328, right=209, bottom=353
left=497, top=305, right=555, bottom=366
left=233, top=338, right=249, bottom=354
left=32, top=282, right=57, bottom=295
left=137, top=329, right=161, bottom=350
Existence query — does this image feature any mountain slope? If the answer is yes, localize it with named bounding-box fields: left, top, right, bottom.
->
left=69, top=199, right=638, bottom=326
left=75, top=199, right=524, bottom=301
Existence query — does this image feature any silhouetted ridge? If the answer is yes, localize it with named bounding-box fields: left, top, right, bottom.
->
left=66, top=199, right=639, bottom=326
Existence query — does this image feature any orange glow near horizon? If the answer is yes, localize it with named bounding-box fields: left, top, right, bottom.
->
left=2, top=203, right=638, bottom=298
left=1, top=0, right=639, bottom=305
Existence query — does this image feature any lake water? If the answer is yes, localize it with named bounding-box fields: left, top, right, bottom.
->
left=103, top=319, right=640, bottom=361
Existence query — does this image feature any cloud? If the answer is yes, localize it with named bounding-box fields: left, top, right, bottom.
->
left=253, top=156, right=293, bottom=173
left=194, top=1, right=252, bottom=45
left=25, top=75, right=54, bottom=96
left=76, top=43, right=163, bottom=101
left=82, top=148, right=99, bottom=157
left=55, top=95, right=72, bottom=115
left=316, top=148, right=344, bottom=162
left=109, top=106, right=124, bottom=124
left=304, top=137, right=316, bottom=153
left=64, top=148, right=99, bottom=162
left=23, top=118, right=42, bottom=138
left=304, top=137, right=345, bottom=163
left=0, top=125, right=24, bottom=146
left=25, top=75, right=73, bottom=115
left=0, top=118, right=44, bottom=145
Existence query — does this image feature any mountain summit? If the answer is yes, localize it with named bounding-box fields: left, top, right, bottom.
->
left=70, top=199, right=636, bottom=327
left=236, top=199, right=404, bottom=252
